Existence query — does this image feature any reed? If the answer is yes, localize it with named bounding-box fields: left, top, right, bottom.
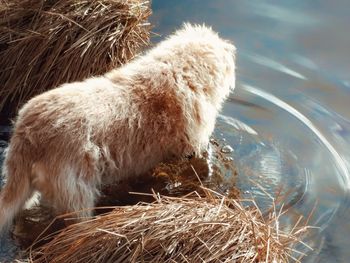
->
left=0, top=0, right=151, bottom=119
left=25, top=189, right=310, bottom=263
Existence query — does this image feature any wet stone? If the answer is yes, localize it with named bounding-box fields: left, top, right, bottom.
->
left=223, top=156, right=234, bottom=162
left=221, top=145, right=234, bottom=154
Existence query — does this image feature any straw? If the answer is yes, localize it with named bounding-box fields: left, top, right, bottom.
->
left=0, top=0, right=151, bottom=117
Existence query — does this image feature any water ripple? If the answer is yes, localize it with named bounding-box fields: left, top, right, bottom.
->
left=245, top=53, right=307, bottom=80
left=242, top=84, right=350, bottom=191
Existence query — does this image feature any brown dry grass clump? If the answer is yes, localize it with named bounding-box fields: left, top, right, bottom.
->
left=26, top=190, right=310, bottom=263
left=0, top=0, right=151, bottom=119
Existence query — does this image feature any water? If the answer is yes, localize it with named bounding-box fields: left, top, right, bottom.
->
left=1, top=0, right=350, bottom=261
left=151, top=0, right=350, bottom=262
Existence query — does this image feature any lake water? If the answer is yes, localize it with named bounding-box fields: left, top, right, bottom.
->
left=1, top=0, right=350, bottom=262
left=151, top=0, right=350, bottom=262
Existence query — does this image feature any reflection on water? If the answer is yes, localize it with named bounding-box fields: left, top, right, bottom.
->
left=150, top=0, right=350, bottom=262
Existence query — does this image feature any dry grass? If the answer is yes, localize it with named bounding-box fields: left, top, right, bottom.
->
left=0, top=0, right=151, bottom=117
left=25, top=189, right=311, bottom=263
